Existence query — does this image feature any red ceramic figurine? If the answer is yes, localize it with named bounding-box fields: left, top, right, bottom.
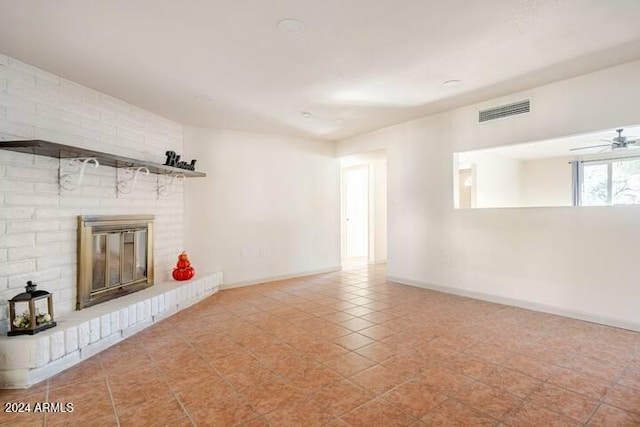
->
left=172, top=251, right=195, bottom=281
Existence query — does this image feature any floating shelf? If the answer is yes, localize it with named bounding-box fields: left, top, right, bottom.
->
left=0, top=140, right=206, bottom=177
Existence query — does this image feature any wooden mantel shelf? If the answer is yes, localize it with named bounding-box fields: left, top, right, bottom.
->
left=0, top=140, right=206, bottom=177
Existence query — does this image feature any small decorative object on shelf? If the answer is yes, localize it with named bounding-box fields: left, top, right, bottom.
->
left=164, top=151, right=197, bottom=171
left=8, top=281, right=56, bottom=336
left=172, top=252, right=195, bottom=281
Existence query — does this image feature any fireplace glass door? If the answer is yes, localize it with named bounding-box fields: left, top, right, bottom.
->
left=77, top=215, right=154, bottom=310
left=91, top=229, right=148, bottom=292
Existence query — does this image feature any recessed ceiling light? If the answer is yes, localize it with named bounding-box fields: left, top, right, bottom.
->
left=443, top=79, right=462, bottom=87
left=277, top=18, right=306, bottom=33
left=301, top=111, right=311, bottom=118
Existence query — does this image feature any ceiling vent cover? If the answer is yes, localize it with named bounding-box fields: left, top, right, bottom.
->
left=479, top=100, right=530, bottom=122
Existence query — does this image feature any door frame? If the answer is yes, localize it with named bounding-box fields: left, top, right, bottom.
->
left=340, top=164, right=370, bottom=261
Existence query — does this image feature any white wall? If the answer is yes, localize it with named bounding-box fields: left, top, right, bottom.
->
left=184, top=127, right=340, bottom=287
left=371, top=160, right=387, bottom=263
left=337, top=59, right=640, bottom=330
left=0, top=54, right=185, bottom=330
left=473, top=154, right=523, bottom=208
left=522, top=157, right=572, bottom=207
left=456, top=153, right=572, bottom=208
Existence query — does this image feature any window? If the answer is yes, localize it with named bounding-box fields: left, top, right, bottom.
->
left=453, top=125, right=640, bottom=209
left=576, top=156, right=640, bottom=206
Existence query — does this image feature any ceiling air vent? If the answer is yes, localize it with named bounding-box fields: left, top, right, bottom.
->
left=479, top=100, right=530, bottom=123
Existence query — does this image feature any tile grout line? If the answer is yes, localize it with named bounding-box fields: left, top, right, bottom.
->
left=160, top=317, right=254, bottom=426
left=42, top=378, right=49, bottom=427
left=160, top=344, right=200, bottom=427
left=172, top=393, right=197, bottom=427
left=101, top=358, right=121, bottom=427
left=584, top=402, right=603, bottom=426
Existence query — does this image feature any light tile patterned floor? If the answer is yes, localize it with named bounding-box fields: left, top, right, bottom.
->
left=2, top=264, right=640, bottom=426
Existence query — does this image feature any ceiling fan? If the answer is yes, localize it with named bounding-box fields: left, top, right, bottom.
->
left=570, top=128, right=639, bottom=152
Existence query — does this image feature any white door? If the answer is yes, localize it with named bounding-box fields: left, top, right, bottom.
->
left=343, top=166, right=368, bottom=259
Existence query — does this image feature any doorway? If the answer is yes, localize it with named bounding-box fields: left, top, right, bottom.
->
left=458, top=167, right=475, bottom=209
left=342, top=165, right=369, bottom=262
left=340, top=150, right=387, bottom=266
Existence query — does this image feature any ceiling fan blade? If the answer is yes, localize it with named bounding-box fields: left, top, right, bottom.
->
left=570, top=144, right=611, bottom=151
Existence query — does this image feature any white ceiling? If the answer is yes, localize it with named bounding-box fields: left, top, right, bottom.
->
left=1, top=0, right=640, bottom=141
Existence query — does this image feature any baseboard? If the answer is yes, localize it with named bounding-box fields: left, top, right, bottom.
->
left=221, top=266, right=342, bottom=290
left=387, top=275, right=640, bottom=333
left=368, top=259, right=387, bottom=265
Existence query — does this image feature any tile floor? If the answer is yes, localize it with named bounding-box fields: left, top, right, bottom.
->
left=2, top=264, right=640, bottom=426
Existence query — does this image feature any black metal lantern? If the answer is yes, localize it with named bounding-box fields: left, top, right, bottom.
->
left=8, top=281, right=56, bottom=336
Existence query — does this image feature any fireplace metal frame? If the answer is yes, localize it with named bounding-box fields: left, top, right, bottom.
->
left=77, top=215, right=154, bottom=310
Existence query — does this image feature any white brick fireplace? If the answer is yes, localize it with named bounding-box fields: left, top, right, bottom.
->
left=0, top=273, right=222, bottom=388
left=0, top=54, right=221, bottom=387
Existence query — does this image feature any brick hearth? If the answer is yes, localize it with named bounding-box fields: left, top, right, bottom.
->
left=0, top=272, right=222, bottom=388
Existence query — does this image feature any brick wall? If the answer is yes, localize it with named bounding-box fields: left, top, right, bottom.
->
left=0, top=53, right=186, bottom=332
